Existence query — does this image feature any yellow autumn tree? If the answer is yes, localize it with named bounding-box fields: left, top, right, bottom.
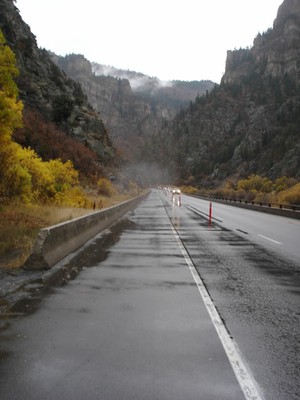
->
left=48, top=159, right=86, bottom=206
left=0, top=28, right=24, bottom=199
left=0, top=29, right=23, bottom=140
left=0, top=29, right=88, bottom=206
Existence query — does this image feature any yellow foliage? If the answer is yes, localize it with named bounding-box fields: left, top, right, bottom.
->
left=97, top=178, right=117, bottom=197
left=276, top=183, right=300, bottom=205
left=48, top=159, right=79, bottom=192
left=18, top=147, right=55, bottom=202
left=237, top=174, right=272, bottom=193
left=0, top=30, right=23, bottom=142
left=273, top=176, right=297, bottom=193
left=0, top=29, right=87, bottom=208
left=0, top=141, right=31, bottom=201
left=54, top=186, right=88, bottom=207
left=180, top=185, right=198, bottom=194
left=0, top=139, right=83, bottom=205
left=205, top=175, right=300, bottom=206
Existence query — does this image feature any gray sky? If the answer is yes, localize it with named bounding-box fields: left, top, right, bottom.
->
left=16, top=0, right=284, bottom=83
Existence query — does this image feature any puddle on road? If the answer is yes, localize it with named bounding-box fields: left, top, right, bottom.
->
left=0, top=218, right=137, bottom=323
left=62, top=218, right=137, bottom=272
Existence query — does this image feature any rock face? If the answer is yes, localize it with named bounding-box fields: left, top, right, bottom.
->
left=0, top=0, right=116, bottom=166
left=223, top=0, right=300, bottom=84
left=1, top=0, right=298, bottom=186
left=52, top=54, right=214, bottom=160
left=145, top=0, right=300, bottom=185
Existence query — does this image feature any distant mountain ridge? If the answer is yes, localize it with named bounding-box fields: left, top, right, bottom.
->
left=91, top=63, right=175, bottom=91
left=91, top=62, right=213, bottom=102
left=52, top=54, right=214, bottom=159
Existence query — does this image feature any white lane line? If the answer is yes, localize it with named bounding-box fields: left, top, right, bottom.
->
left=171, top=226, right=264, bottom=400
left=258, top=234, right=282, bottom=245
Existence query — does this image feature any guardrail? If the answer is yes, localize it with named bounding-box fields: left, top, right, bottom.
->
left=24, top=192, right=149, bottom=270
left=186, top=193, right=300, bottom=219
left=207, top=195, right=299, bottom=211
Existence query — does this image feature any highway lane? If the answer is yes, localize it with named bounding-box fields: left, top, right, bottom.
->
left=0, top=190, right=299, bottom=400
left=0, top=191, right=248, bottom=400
left=164, top=190, right=299, bottom=400
left=182, top=194, right=300, bottom=265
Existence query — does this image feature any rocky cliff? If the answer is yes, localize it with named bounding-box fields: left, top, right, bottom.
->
left=1, top=0, right=298, bottom=186
left=223, top=0, right=300, bottom=84
left=52, top=54, right=214, bottom=160
left=145, top=0, right=300, bottom=185
left=0, top=0, right=117, bottom=171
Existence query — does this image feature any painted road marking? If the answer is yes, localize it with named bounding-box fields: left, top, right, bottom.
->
left=171, top=225, right=264, bottom=400
left=258, top=234, right=282, bottom=245
left=236, top=228, right=249, bottom=235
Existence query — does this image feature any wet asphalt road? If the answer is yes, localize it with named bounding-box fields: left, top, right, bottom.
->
left=182, top=194, right=300, bottom=265
left=0, top=190, right=299, bottom=400
left=174, top=193, right=300, bottom=400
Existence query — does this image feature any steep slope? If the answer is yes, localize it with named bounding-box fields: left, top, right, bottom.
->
left=145, top=0, right=300, bottom=186
left=91, top=62, right=214, bottom=109
left=52, top=54, right=214, bottom=160
left=0, top=0, right=117, bottom=175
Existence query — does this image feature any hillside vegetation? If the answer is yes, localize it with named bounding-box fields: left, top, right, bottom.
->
left=0, top=29, right=137, bottom=269
left=0, top=29, right=88, bottom=206
left=193, top=175, right=300, bottom=205
left=143, top=0, right=300, bottom=187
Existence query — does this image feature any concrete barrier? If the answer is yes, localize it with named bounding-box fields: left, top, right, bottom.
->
left=24, top=193, right=149, bottom=270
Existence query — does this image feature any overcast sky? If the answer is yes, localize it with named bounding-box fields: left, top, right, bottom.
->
left=16, top=0, right=284, bottom=83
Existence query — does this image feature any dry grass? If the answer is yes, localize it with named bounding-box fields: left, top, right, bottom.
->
left=0, top=193, right=135, bottom=270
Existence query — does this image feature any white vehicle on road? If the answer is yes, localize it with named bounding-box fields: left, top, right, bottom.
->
left=172, top=188, right=181, bottom=206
